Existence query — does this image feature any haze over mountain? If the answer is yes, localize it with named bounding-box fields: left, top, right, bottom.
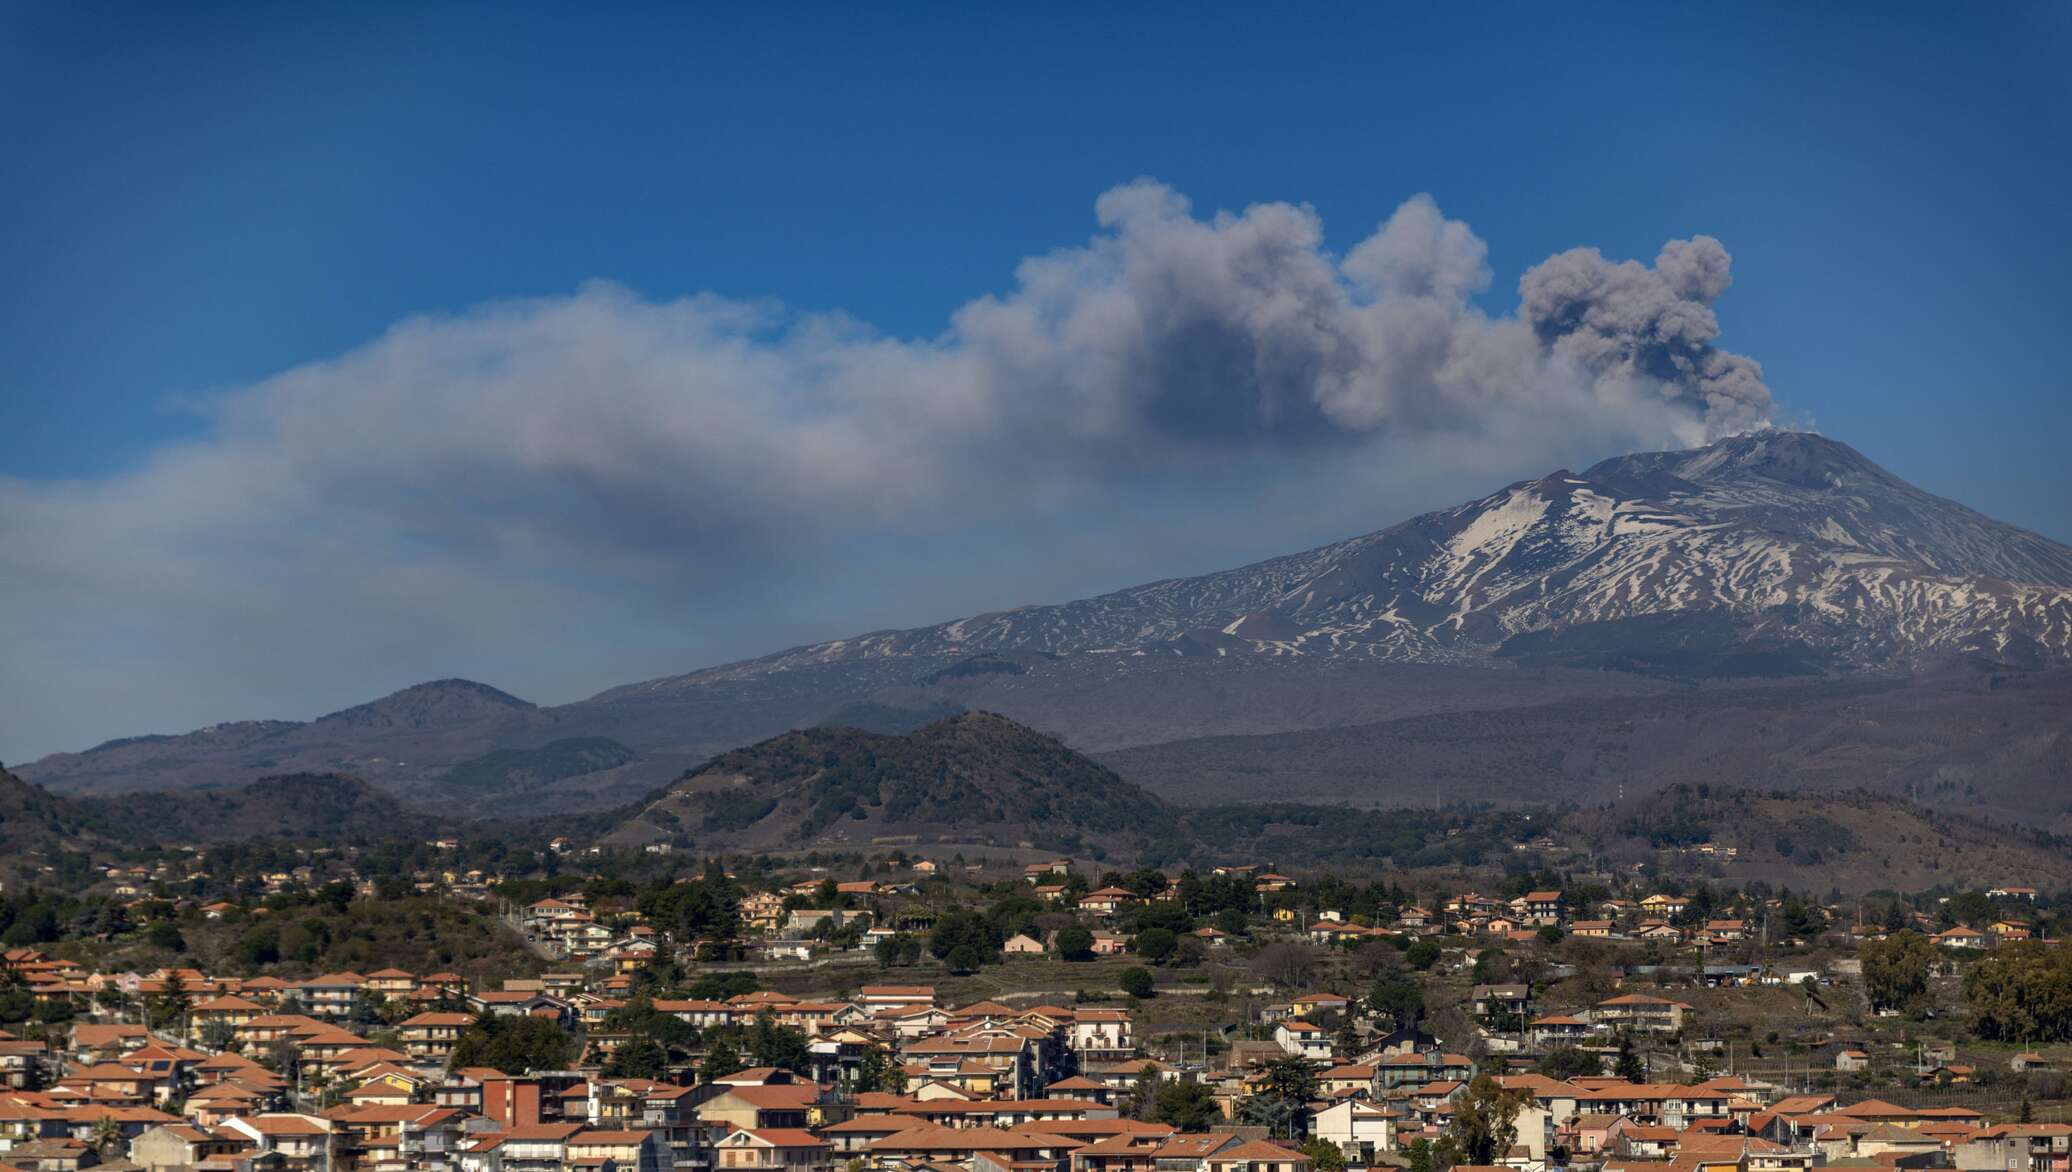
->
left=20, top=430, right=2072, bottom=817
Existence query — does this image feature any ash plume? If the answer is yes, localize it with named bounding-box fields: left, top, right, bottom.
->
left=0, top=179, right=1780, bottom=760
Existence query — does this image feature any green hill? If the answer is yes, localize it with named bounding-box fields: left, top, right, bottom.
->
left=609, top=711, right=1161, bottom=855
left=99, top=773, right=429, bottom=844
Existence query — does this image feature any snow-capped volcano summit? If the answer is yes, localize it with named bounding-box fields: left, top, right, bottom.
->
left=627, top=430, right=2071, bottom=679
left=1585, top=430, right=2072, bottom=587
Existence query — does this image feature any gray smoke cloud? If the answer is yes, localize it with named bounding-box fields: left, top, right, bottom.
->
left=950, top=182, right=1772, bottom=448
left=0, top=180, right=1777, bottom=761
left=1519, top=235, right=1772, bottom=436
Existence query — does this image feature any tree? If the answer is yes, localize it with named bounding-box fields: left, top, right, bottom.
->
left=1120, top=967, right=1155, bottom=999
left=1259, top=1056, right=1319, bottom=1100
left=238, top=924, right=282, bottom=967
left=265, top=1037, right=303, bottom=1081
left=1, top=904, right=58, bottom=947
left=874, top=932, right=921, bottom=968
left=198, top=1019, right=238, bottom=1052
left=1472, top=948, right=1511, bottom=984
left=1688, top=1049, right=1721, bottom=1080
left=1334, top=1015, right=1362, bottom=1057
left=1135, top=927, right=1177, bottom=964
left=1214, top=908, right=1249, bottom=937
left=1124, top=1063, right=1161, bottom=1120
left=945, top=944, right=984, bottom=974
left=1778, top=895, right=1824, bottom=940
left=449, top=1014, right=576, bottom=1075
left=929, top=909, right=998, bottom=966
left=1614, top=1033, right=1646, bottom=1082
left=1300, top=1139, right=1348, bottom=1172
left=1055, top=926, right=1095, bottom=961
left=1125, top=901, right=1195, bottom=937
left=702, top=1035, right=744, bottom=1079
left=146, top=971, right=192, bottom=1034
left=1405, top=939, right=1441, bottom=971
left=1444, top=1075, right=1529, bottom=1165
left=0, top=979, right=31, bottom=1026
left=1965, top=941, right=2072, bottom=1042
left=687, top=972, right=759, bottom=1000
left=604, top=1038, right=668, bottom=1079
left=1242, top=1057, right=1319, bottom=1139
left=1862, top=929, right=1936, bottom=1015
left=1151, top=1079, right=1218, bottom=1131
left=1368, top=973, right=1425, bottom=1030
left=747, top=1010, right=812, bottom=1072
left=144, top=920, right=187, bottom=952
left=1537, top=1046, right=1602, bottom=1080
left=89, top=1115, right=125, bottom=1157
left=643, top=860, right=742, bottom=957
left=1250, top=942, right=1319, bottom=988
left=986, top=893, right=1046, bottom=941
left=1943, top=891, right=1995, bottom=930
left=855, top=1045, right=906, bottom=1094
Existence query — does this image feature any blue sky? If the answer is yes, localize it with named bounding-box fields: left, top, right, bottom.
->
left=2, top=3, right=2068, bottom=760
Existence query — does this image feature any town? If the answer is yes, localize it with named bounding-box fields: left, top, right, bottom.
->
left=3, top=843, right=2071, bottom=1172
left=10, top=4, right=2068, bottom=1172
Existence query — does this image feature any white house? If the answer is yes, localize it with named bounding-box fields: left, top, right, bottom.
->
left=1273, top=1020, right=1333, bottom=1060
left=1312, top=1099, right=1398, bottom=1160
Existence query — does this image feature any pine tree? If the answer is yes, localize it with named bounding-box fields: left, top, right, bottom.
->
left=1614, top=1033, right=1646, bottom=1082
left=703, top=1035, right=744, bottom=1079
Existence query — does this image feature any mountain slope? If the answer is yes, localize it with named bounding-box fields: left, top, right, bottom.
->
left=23, top=431, right=2072, bottom=810
left=1100, top=663, right=2072, bottom=828
left=607, top=712, right=1163, bottom=854
left=20, top=678, right=555, bottom=797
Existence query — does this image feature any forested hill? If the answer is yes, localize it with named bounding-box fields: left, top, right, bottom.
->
left=95, top=773, right=430, bottom=845
left=1, top=767, right=433, bottom=871
left=0, top=765, right=106, bottom=886
left=607, top=711, right=1162, bottom=856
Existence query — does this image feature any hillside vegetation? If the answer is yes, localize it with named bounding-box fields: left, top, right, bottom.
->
left=439, top=737, right=639, bottom=794
left=98, top=773, right=430, bottom=845
left=1578, top=785, right=2072, bottom=893
left=610, top=711, right=1161, bottom=855
left=0, top=766, right=104, bottom=888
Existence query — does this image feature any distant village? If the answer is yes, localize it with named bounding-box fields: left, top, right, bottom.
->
left=1, top=843, right=2067, bottom=1172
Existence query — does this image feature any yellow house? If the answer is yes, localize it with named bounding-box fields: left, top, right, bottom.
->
left=191, top=994, right=265, bottom=1030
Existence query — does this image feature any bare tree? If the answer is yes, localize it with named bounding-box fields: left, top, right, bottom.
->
left=1349, top=940, right=1402, bottom=980
left=1250, top=942, right=1319, bottom=988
